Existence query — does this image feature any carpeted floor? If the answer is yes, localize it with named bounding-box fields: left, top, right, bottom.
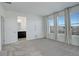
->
left=0, top=39, right=79, bottom=56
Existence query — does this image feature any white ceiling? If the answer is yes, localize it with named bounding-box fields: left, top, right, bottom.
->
left=2, top=2, right=79, bottom=16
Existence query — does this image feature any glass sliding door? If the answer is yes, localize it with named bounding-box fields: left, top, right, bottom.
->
left=57, top=15, right=66, bottom=42
left=70, top=12, right=79, bottom=46
left=48, top=16, right=55, bottom=40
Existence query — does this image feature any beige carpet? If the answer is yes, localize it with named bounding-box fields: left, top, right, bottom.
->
left=0, top=39, right=79, bottom=56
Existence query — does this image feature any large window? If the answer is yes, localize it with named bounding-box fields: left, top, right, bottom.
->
left=48, top=17, right=54, bottom=33
left=57, top=16, right=65, bottom=33
left=70, top=12, right=79, bottom=35
left=56, top=11, right=65, bottom=42
left=69, top=6, right=79, bottom=46
left=46, top=5, right=79, bottom=46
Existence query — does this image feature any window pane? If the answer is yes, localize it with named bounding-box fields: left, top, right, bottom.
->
left=70, top=12, right=79, bottom=35
left=57, top=16, right=65, bottom=33
left=48, top=18, right=54, bottom=33
left=48, top=18, right=54, bottom=26
left=58, top=16, right=65, bottom=26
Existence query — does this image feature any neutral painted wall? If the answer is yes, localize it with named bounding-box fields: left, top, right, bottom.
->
left=4, top=11, right=18, bottom=44
left=4, top=10, right=44, bottom=44
left=0, top=17, right=1, bottom=51
left=17, top=16, right=26, bottom=31
left=27, top=15, right=44, bottom=40
left=0, top=3, right=5, bottom=51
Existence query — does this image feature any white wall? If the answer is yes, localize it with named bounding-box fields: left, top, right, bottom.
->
left=0, top=3, right=45, bottom=45
left=0, top=3, right=5, bottom=51
left=4, top=10, right=44, bottom=44
left=4, top=11, right=18, bottom=44
left=27, top=15, right=44, bottom=40
left=17, top=16, right=26, bottom=31
left=0, top=17, right=1, bottom=51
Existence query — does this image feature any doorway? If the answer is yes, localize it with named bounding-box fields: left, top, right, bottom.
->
left=17, top=16, right=27, bottom=41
